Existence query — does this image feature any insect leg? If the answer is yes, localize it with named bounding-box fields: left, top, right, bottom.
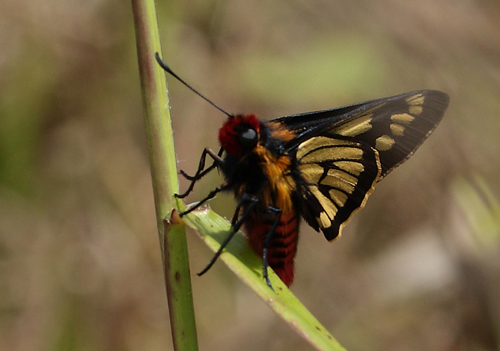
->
left=262, top=207, right=282, bottom=289
left=176, top=147, right=224, bottom=198
left=197, top=195, right=259, bottom=276
left=179, top=181, right=232, bottom=217
left=229, top=192, right=254, bottom=227
left=179, top=147, right=224, bottom=181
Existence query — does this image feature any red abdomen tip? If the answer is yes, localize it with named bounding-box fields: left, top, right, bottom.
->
left=245, top=211, right=299, bottom=287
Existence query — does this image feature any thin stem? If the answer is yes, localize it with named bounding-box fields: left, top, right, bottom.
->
left=131, top=0, right=198, bottom=350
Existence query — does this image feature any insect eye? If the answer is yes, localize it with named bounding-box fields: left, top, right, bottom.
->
left=239, top=128, right=258, bottom=147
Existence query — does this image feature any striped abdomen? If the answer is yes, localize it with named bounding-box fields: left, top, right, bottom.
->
left=244, top=210, right=300, bottom=287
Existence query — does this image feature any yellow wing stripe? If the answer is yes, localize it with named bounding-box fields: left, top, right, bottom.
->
left=390, top=113, right=414, bottom=124
left=375, top=135, right=395, bottom=151
left=405, top=93, right=425, bottom=106
left=299, top=163, right=324, bottom=184
left=333, top=161, right=365, bottom=176
left=309, top=185, right=338, bottom=220
left=296, top=137, right=360, bottom=160
left=389, top=123, right=405, bottom=136
left=336, top=113, right=373, bottom=137
left=297, top=136, right=383, bottom=240
left=300, top=146, right=364, bottom=164
left=329, top=189, right=348, bottom=207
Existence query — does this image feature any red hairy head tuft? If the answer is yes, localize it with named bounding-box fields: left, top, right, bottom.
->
left=219, top=114, right=261, bottom=157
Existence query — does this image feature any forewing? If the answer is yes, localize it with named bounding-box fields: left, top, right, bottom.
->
left=296, top=136, right=382, bottom=240
left=274, top=90, right=449, bottom=178
left=329, top=90, right=449, bottom=177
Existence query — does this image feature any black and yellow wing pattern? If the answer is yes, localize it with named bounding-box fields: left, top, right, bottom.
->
left=272, top=90, right=449, bottom=241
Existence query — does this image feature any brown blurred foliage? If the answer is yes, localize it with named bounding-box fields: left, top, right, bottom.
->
left=1, top=0, right=500, bottom=350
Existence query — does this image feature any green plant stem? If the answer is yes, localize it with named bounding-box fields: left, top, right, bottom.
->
left=184, top=209, right=347, bottom=351
left=131, top=0, right=198, bottom=350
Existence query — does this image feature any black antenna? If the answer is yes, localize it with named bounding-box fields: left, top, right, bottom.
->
left=155, top=53, right=232, bottom=118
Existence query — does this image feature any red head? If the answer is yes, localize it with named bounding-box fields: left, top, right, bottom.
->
left=219, top=114, right=261, bottom=157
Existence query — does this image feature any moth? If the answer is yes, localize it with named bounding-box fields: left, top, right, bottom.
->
left=156, top=53, right=449, bottom=287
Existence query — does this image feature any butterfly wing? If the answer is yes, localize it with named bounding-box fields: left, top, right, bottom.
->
left=274, top=90, right=449, bottom=177
left=295, top=136, right=382, bottom=240
left=270, top=90, right=449, bottom=240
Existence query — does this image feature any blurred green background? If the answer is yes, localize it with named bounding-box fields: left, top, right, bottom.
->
left=1, top=0, right=500, bottom=350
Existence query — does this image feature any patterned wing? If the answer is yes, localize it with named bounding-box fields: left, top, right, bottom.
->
left=291, top=90, right=449, bottom=240
left=274, top=90, right=449, bottom=178
left=328, top=91, right=449, bottom=178
left=296, top=136, right=382, bottom=240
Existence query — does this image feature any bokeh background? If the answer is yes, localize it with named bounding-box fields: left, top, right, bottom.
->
left=1, top=0, right=500, bottom=350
